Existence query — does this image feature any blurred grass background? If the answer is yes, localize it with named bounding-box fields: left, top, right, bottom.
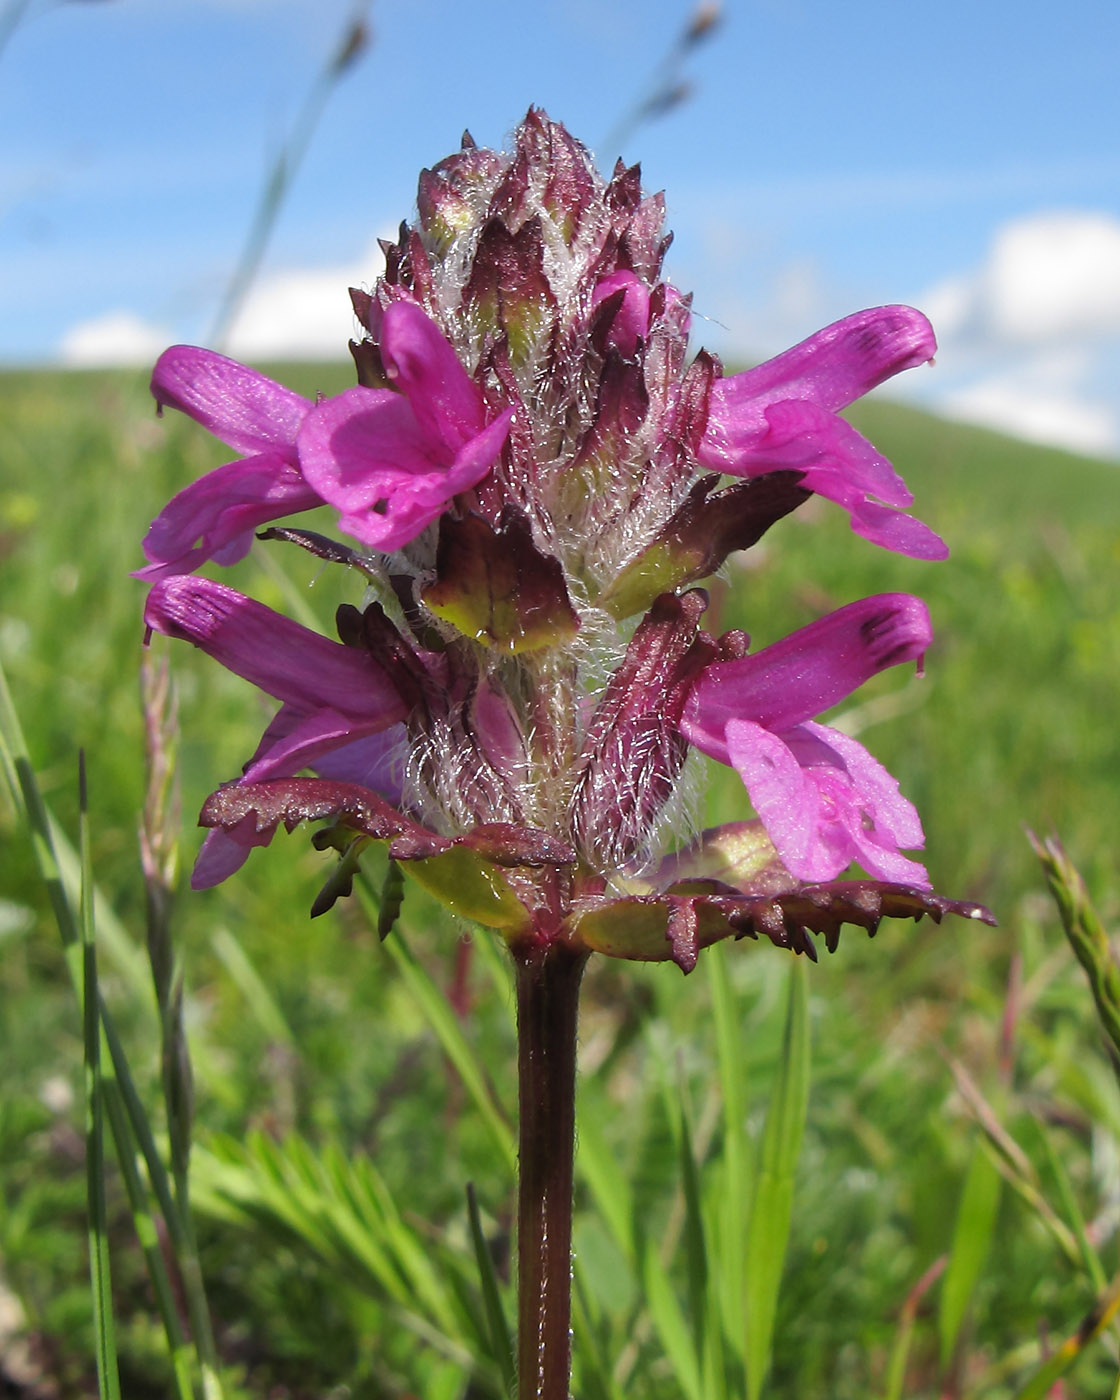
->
left=2, top=362, right=1120, bottom=1397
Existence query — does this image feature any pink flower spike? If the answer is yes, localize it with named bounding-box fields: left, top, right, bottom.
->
left=151, top=346, right=312, bottom=457
left=143, top=575, right=407, bottom=726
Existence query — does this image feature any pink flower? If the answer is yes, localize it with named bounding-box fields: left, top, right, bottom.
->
left=681, top=594, right=932, bottom=885
left=298, top=300, right=514, bottom=551
left=143, top=575, right=408, bottom=885
left=137, top=302, right=512, bottom=578
left=699, top=307, right=948, bottom=560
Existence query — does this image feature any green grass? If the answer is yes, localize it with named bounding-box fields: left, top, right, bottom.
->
left=2, top=361, right=1120, bottom=1397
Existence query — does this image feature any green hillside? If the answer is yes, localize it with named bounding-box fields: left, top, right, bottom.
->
left=2, top=363, right=1119, bottom=1397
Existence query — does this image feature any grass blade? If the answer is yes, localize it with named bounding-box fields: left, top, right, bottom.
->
left=641, top=1241, right=703, bottom=1400
left=707, top=942, right=750, bottom=1356
left=211, top=925, right=296, bottom=1048
left=466, top=1183, right=515, bottom=1392
left=3, top=661, right=223, bottom=1398
left=882, top=1256, right=946, bottom=1400
left=744, top=958, right=810, bottom=1400
left=80, top=755, right=122, bottom=1400
left=938, top=1138, right=1001, bottom=1368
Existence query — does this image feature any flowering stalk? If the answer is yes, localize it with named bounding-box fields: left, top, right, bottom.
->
left=514, top=942, right=587, bottom=1400
left=137, top=110, right=993, bottom=1395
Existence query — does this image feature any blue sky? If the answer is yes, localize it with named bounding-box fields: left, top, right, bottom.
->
left=3, top=0, right=1119, bottom=455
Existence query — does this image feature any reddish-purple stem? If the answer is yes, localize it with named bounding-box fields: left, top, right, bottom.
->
left=514, top=940, right=587, bottom=1400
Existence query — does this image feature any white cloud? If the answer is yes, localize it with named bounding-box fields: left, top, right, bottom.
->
left=224, top=240, right=382, bottom=361
left=937, top=350, right=1119, bottom=458
left=928, top=210, right=1120, bottom=346
left=58, top=310, right=172, bottom=367
left=57, top=236, right=389, bottom=367
left=915, top=211, right=1120, bottom=458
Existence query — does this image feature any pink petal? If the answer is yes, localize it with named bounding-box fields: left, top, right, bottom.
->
left=725, top=720, right=928, bottom=885
left=151, top=346, right=311, bottom=458
left=135, top=453, right=324, bottom=580
left=755, top=400, right=913, bottom=506
left=801, top=723, right=925, bottom=849
left=299, top=387, right=512, bottom=551
left=144, top=576, right=406, bottom=725
left=800, top=467, right=949, bottom=560
left=311, top=726, right=406, bottom=803
left=379, top=300, right=486, bottom=445
left=240, top=707, right=393, bottom=783
left=681, top=594, right=931, bottom=746
left=191, top=826, right=258, bottom=890
left=189, top=716, right=407, bottom=890
left=723, top=719, right=838, bottom=881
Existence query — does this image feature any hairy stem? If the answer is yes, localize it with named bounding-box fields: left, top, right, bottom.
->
left=514, top=940, right=587, bottom=1400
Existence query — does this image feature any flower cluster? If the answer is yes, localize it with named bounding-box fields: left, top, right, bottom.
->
left=140, top=109, right=991, bottom=971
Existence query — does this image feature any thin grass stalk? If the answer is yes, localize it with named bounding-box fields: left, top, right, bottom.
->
left=139, top=652, right=225, bottom=1400
left=707, top=942, right=750, bottom=1348
left=0, top=0, right=34, bottom=65
left=598, top=1, right=722, bottom=156
left=514, top=941, right=587, bottom=1400
left=80, top=753, right=123, bottom=1400
left=882, top=1256, right=946, bottom=1400
left=100, top=1077, right=196, bottom=1400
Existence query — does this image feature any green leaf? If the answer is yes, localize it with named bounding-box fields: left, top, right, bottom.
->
left=402, top=844, right=532, bottom=933
left=938, top=1138, right=1002, bottom=1368
left=600, top=473, right=809, bottom=619
left=744, top=958, right=811, bottom=1400
left=466, top=1184, right=515, bottom=1391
